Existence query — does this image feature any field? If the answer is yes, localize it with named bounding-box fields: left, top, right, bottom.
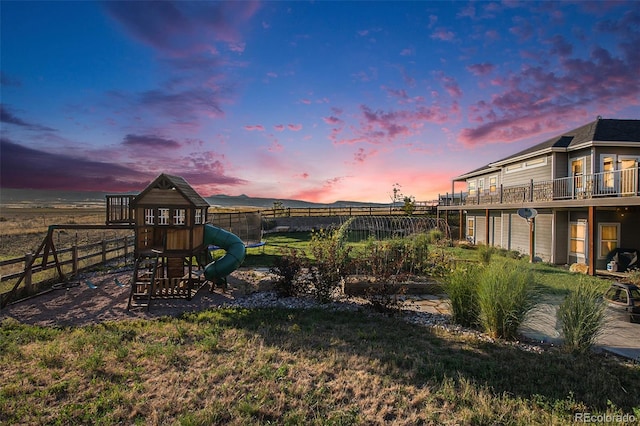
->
left=1, top=207, right=639, bottom=424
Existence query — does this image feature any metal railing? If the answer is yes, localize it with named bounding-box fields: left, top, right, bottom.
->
left=440, top=167, right=639, bottom=207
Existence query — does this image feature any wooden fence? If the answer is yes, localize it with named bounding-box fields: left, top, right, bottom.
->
left=259, top=205, right=437, bottom=218
left=0, top=235, right=134, bottom=305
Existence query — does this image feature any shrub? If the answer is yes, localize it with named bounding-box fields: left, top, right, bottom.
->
left=270, top=248, right=306, bottom=297
left=309, top=227, right=352, bottom=302
left=426, top=229, right=444, bottom=244
left=444, top=265, right=481, bottom=327
left=476, top=261, right=538, bottom=339
left=477, top=244, right=495, bottom=265
left=558, top=279, right=606, bottom=354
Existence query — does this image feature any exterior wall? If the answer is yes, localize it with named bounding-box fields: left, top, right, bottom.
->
left=568, top=148, right=592, bottom=176
left=553, top=210, right=569, bottom=264
left=593, top=147, right=640, bottom=172
left=136, top=188, right=192, bottom=206
left=553, top=152, right=568, bottom=179
left=466, top=209, right=552, bottom=262
left=500, top=154, right=553, bottom=186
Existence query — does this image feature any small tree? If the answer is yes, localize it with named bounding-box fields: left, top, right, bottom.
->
left=402, top=196, right=416, bottom=215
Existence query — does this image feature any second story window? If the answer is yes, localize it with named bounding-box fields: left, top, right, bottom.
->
left=477, top=178, right=485, bottom=194
left=489, top=176, right=497, bottom=193
left=158, top=208, right=170, bottom=225
left=144, top=208, right=154, bottom=225
left=173, top=209, right=186, bottom=225
left=468, top=180, right=477, bottom=195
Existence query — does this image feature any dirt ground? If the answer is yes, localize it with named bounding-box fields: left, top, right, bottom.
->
left=0, top=267, right=276, bottom=327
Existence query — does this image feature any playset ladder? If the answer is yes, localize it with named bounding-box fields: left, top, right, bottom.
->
left=127, top=249, right=162, bottom=311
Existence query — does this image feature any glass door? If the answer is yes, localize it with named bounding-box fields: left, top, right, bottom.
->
left=619, top=158, right=638, bottom=195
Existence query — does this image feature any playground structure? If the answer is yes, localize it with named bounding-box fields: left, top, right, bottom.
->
left=1, top=174, right=246, bottom=310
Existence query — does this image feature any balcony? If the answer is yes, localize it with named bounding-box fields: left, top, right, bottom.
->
left=440, top=167, right=639, bottom=208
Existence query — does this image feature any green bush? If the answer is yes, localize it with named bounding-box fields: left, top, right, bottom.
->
left=309, top=227, right=352, bottom=302
left=476, top=261, right=538, bottom=339
left=558, top=279, right=606, bottom=354
left=270, top=248, right=306, bottom=297
left=444, top=265, right=481, bottom=327
left=477, top=244, right=495, bottom=265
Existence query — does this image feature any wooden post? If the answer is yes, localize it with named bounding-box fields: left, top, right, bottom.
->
left=529, top=218, right=535, bottom=263
left=72, top=245, right=79, bottom=275
left=485, top=209, right=490, bottom=245
left=459, top=209, right=464, bottom=241
left=102, top=240, right=108, bottom=264
left=588, top=206, right=595, bottom=275
left=123, top=235, right=129, bottom=261
left=530, top=179, right=534, bottom=202
left=24, top=253, right=33, bottom=294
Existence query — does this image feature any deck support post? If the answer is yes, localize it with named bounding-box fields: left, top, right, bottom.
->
left=588, top=206, right=596, bottom=276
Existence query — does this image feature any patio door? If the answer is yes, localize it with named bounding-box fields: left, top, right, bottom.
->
left=571, top=158, right=585, bottom=197
left=619, top=158, right=638, bottom=195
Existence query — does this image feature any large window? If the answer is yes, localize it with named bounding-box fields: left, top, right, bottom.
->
left=602, top=156, right=615, bottom=190
left=477, top=178, right=485, bottom=195
left=468, top=180, right=477, bottom=196
left=569, top=220, right=586, bottom=259
left=598, top=223, right=620, bottom=259
left=571, top=158, right=585, bottom=192
left=489, top=176, right=498, bottom=193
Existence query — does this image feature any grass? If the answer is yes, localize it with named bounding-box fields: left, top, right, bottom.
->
left=2, top=309, right=639, bottom=425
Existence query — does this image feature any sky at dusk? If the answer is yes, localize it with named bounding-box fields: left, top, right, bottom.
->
left=1, top=1, right=639, bottom=203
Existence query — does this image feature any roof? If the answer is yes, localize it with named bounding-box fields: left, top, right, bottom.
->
left=133, top=173, right=210, bottom=207
left=454, top=118, right=640, bottom=181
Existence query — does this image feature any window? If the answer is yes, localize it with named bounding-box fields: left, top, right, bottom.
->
left=158, top=208, right=170, bottom=225
left=569, top=221, right=586, bottom=258
left=489, top=176, right=498, bottom=193
left=598, top=223, right=619, bottom=259
left=571, top=158, right=585, bottom=191
left=144, top=208, right=154, bottom=225
left=477, top=178, right=485, bottom=195
left=505, top=163, right=522, bottom=173
left=467, top=217, right=475, bottom=241
left=195, top=209, right=202, bottom=225
left=602, top=156, right=615, bottom=189
left=468, top=180, right=477, bottom=196
left=505, top=157, right=547, bottom=174
left=173, top=209, right=186, bottom=225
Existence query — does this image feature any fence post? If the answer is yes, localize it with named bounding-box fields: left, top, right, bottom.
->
left=529, top=179, right=534, bottom=202
left=24, top=253, right=33, bottom=293
left=500, top=184, right=503, bottom=204
left=102, top=240, right=107, bottom=263
left=123, top=235, right=129, bottom=261
left=72, top=245, right=79, bottom=275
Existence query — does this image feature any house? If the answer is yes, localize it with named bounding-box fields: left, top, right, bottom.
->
left=437, top=118, right=640, bottom=275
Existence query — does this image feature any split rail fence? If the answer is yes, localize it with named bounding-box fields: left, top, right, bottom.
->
left=0, top=235, right=134, bottom=306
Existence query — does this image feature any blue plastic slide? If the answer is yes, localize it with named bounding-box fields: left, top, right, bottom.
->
left=203, top=224, right=246, bottom=281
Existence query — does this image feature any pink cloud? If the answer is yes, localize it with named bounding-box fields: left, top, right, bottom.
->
left=274, top=124, right=285, bottom=132
left=353, top=147, right=378, bottom=163
left=323, top=116, right=343, bottom=125
left=430, top=29, right=455, bottom=41
left=300, top=98, right=312, bottom=104
left=440, top=74, right=462, bottom=98
left=287, top=124, right=303, bottom=131
left=244, top=124, right=265, bottom=131
left=466, top=63, right=495, bottom=76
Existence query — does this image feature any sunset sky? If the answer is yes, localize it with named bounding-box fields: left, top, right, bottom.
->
left=1, top=1, right=639, bottom=203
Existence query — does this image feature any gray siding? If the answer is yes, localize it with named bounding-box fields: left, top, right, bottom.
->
left=554, top=210, right=569, bottom=264
left=501, top=154, right=553, bottom=186
left=490, top=212, right=502, bottom=247
left=553, top=152, right=568, bottom=179
left=475, top=215, right=486, bottom=244
left=533, top=212, right=552, bottom=262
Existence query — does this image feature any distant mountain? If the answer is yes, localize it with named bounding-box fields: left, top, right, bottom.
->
left=0, top=188, right=389, bottom=209
left=206, top=194, right=389, bottom=209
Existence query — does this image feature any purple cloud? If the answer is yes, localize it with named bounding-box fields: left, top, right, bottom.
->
left=287, top=124, right=302, bottom=131
left=0, top=105, right=55, bottom=132
left=244, top=125, right=265, bottom=131
left=0, top=138, right=149, bottom=191
left=466, top=63, right=495, bottom=76
left=122, top=134, right=181, bottom=149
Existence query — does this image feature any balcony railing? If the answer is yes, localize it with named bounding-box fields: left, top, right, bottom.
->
left=440, top=167, right=639, bottom=207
